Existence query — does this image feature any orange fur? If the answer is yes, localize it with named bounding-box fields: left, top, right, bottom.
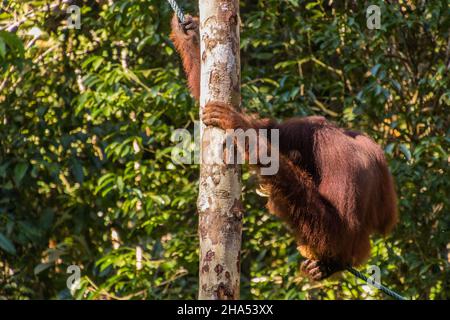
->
left=170, top=17, right=398, bottom=278
left=170, top=15, right=201, bottom=101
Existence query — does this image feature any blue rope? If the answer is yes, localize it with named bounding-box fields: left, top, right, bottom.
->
left=166, top=0, right=185, bottom=23
left=346, top=267, right=407, bottom=300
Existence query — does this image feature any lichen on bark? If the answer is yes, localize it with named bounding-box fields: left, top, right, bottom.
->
left=197, top=0, right=243, bottom=300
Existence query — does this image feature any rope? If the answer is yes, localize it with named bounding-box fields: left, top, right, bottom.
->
left=166, top=0, right=185, bottom=23
left=346, top=267, right=407, bottom=300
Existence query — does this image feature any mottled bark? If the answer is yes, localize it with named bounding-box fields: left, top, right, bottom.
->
left=197, top=0, right=242, bottom=300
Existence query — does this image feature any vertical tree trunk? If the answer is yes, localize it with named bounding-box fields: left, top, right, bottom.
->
left=197, top=0, right=242, bottom=300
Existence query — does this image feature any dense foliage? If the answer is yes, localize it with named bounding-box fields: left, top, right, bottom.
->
left=0, top=0, right=448, bottom=299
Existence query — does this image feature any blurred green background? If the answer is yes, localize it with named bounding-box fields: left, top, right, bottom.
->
left=0, top=0, right=448, bottom=299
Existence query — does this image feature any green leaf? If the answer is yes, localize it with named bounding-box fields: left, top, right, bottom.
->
left=370, top=64, right=381, bottom=77
left=71, top=159, right=84, bottom=184
left=92, top=56, right=104, bottom=71
left=40, top=209, right=55, bottom=230
left=0, top=38, right=5, bottom=57
left=0, top=232, right=16, bottom=255
left=385, top=143, right=395, bottom=155
left=14, top=162, right=28, bottom=186
left=0, top=30, right=24, bottom=57
left=34, top=263, right=52, bottom=275
left=399, top=144, right=412, bottom=161
left=305, top=2, right=320, bottom=10
left=117, top=176, right=124, bottom=193
left=0, top=162, right=9, bottom=178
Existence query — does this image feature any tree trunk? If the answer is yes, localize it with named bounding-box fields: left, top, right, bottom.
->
left=197, top=0, right=242, bottom=300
